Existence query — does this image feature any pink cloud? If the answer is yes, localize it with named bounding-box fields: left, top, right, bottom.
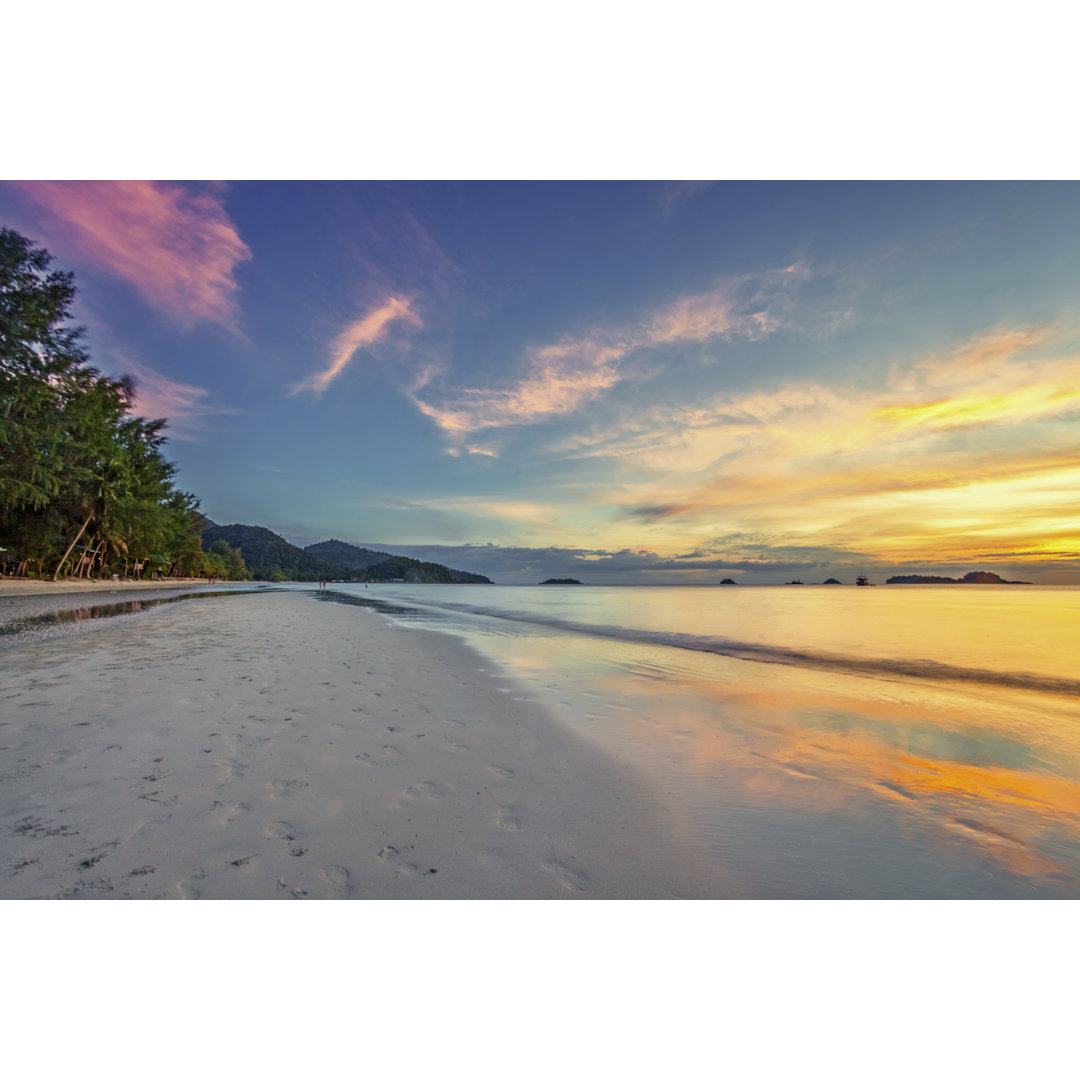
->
left=9, top=180, right=251, bottom=329
left=294, top=296, right=422, bottom=395
left=117, top=356, right=235, bottom=441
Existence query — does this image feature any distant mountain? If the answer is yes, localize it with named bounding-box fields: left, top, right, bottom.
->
left=199, top=526, right=492, bottom=583
left=202, top=524, right=340, bottom=581
left=886, top=571, right=1032, bottom=584
left=540, top=578, right=582, bottom=585
left=305, top=539, right=392, bottom=571
left=306, top=538, right=491, bottom=584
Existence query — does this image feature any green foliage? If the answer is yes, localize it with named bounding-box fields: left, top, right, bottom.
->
left=208, top=539, right=249, bottom=580
left=201, top=524, right=339, bottom=581
left=0, top=227, right=207, bottom=580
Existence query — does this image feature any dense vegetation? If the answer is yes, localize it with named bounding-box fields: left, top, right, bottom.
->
left=304, top=539, right=391, bottom=571
left=1, top=226, right=489, bottom=587
left=202, top=524, right=341, bottom=582
left=351, top=552, right=491, bottom=584
left=0, top=228, right=248, bottom=581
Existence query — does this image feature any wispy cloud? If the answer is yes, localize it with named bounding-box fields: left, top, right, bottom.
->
left=566, top=322, right=1080, bottom=569
left=654, top=181, right=714, bottom=221
left=411, top=331, right=627, bottom=437
left=118, top=356, right=235, bottom=441
left=410, top=264, right=809, bottom=446
left=293, top=296, right=422, bottom=395
left=8, top=181, right=251, bottom=330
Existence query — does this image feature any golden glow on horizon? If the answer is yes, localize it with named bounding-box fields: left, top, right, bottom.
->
left=533, top=324, right=1080, bottom=569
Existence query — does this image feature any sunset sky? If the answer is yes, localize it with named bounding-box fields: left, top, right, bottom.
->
left=3, top=180, right=1078, bottom=583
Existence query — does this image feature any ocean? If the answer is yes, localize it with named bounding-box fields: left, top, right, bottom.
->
left=318, top=582, right=1080, bottom=898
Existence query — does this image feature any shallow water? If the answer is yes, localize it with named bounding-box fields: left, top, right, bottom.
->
left=318, top=583, right=1080, bottom=898
left=0, top=585, right=274, bottom=644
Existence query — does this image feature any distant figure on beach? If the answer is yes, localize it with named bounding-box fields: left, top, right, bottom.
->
left=320, top=579, right=326, bottom=591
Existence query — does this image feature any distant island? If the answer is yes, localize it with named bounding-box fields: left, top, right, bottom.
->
left=886, top=571, right=1032, bottom=585
left=539, top=578, right=582, bottom=585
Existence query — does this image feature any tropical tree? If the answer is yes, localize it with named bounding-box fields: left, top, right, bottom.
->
left=1, top=226, right=207, bottom=579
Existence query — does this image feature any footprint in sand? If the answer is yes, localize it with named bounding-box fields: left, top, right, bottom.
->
left=488, top=764, right=515, bottom=780
left=377, top=846, right=418, bottom=875
left=213, top=801, right=251, bottom=824
left=541, top=858, right=591, bottom=893
left=268, top=778, right=310, bottom=796
left=178, top=868, right=206, bottom=899
left=496, top=808, right=522, bottom=831
left=321, top=865, right=351, bottom=899
left=266, top=821, right=298, bottom=842
left=403, top=781, right=447, bottom=801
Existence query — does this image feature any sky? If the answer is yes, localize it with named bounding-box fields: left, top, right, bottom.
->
left=3, top=180, right=1080, bottom=584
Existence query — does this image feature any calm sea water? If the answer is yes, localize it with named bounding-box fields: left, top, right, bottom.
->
left=319, top=583, right=1080, bottom=898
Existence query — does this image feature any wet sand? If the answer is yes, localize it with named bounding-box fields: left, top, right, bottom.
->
left=0, top=588, right=723, bottom=898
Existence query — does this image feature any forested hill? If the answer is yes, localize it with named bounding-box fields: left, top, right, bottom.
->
left=202, top=524, right=340, bottom=581
left=305, top=538, right=492, bottom=583
left=201, top=526, right=492, bottom=583
left=304, top=539, right=392, bottom=571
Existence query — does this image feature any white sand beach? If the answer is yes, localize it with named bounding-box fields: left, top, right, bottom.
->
left=0, top=586, right=716, bottom=899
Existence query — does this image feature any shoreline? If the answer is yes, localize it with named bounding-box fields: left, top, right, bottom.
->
left=0, top=588, right=723, bottom=898
left=0, top=578, right=261, bottom=639
left=0, top=577, right=230, bottom=600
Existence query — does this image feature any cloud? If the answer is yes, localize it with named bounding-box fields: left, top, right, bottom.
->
left=554, top=322, right=1080, bottom=572
left=654, top=181, right=714, bottom=220
left=327, top=541, right=826, bottom=584
left=411, top=331, right=627, bottom=436
left=9, top=180, right=251, bottom=330
left=410, top=264, right=809, bottom=446
left=293, top=296, right=422, bottom=395
left=117, top=356, right=235, bottom=441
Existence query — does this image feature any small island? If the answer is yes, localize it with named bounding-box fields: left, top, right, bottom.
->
left=539, top=578, right=583, bottom=585
left=823, top=578, right=842, bottom=585
left=886, top=571, right=1033, bottom=585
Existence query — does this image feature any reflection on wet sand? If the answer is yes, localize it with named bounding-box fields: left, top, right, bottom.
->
left=0, top=588, right=273, bottom=639
left=485, top=631, right=1080, bottom=897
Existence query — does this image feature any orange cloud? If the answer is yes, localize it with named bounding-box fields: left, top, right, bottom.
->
left=873, top=384, right=1080, bottom=432
left=294, top=296, right=422, bottom=395
left=552, top=322, right=1080, bottom=566
left=10, top=181, right=251, bottom=329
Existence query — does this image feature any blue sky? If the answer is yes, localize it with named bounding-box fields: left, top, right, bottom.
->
left=3, top=180, right=1079, bottom=583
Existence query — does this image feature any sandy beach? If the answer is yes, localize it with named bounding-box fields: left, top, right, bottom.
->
left=0, top=585, right=714, bottom=899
